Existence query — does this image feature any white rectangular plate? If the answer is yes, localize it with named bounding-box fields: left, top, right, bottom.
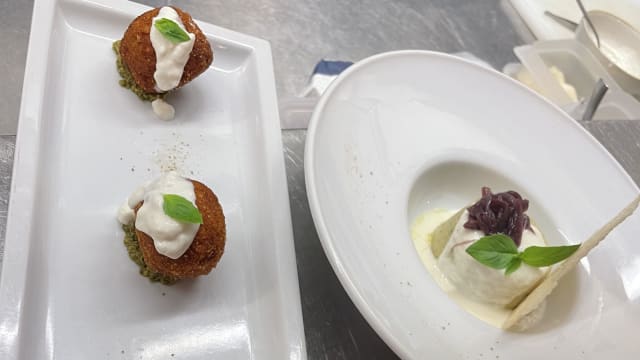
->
left=0, top=0, right=306, bottom=359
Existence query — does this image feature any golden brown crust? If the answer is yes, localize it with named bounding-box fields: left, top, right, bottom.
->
left=135, top=180, right=226, bottom=279
left=119, top=6, right=213, bottom=94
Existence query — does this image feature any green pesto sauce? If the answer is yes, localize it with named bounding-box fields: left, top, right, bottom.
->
left=112, top=40, right=165, bottom=102
left=122, top=224, right=178, bottom=285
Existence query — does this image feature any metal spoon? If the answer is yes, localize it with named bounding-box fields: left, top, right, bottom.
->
left=576, top=0, right=600, bottom=48
left=544, top=11, right=578, bottom=32
left=582, top=78, right=608, bottom=121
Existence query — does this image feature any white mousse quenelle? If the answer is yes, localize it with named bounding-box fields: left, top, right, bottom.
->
left=432, top=188, right=551, bottom=309
left=412, top=187, right=640, bottom=331
left=412, top=187, right=583, bottom=330
left=437, top=207, right=548, bottom=307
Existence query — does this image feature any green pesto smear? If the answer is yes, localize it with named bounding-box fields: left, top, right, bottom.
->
left=112, top=40, right=165, bottom=102
left=122, top=224, right=178, bottom=285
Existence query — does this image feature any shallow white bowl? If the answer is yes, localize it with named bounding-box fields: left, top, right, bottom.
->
left=576, top=10, right=640, bottom=97
left=305, top=50, right=640, bottom=359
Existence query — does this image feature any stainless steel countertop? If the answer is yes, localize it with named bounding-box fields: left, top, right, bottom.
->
left=2, top=1, right=640, bottom=359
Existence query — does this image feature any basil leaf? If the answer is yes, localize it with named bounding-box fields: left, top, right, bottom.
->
left=505, top=257, right=522, bottom=275
left=155, top=18, right=190, bottom=43
left=162, top=194, right=203, bottom=224
left=520, top=244, right=580, bottom=267
left=465, top=234, right=519, bottom=269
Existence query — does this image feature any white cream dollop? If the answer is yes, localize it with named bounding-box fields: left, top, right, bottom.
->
left=117, top=199, right=135, bottom=225
left=437, top=210, right=548, bottom=307
left=151, top=98, right=175, bottom=121
left=117, top=172, right=200, bottom=259
left=150, top=7, right=195, bottom=92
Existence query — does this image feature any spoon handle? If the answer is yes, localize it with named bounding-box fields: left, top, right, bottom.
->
left=576, top=0, right=601, bottom=47
left=543, top=11, right=579, bottom=32
left=582, top=79, right=608, bottom=121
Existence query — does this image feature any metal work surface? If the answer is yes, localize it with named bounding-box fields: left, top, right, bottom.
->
left=1, top=1, right=639, bottom=359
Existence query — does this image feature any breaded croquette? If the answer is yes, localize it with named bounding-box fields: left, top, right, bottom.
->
left=119, top=6, right=213, bottom=94
left=135, top=180, right=226, bottom=279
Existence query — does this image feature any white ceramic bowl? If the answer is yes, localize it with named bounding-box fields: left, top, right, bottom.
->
left=305, top=50, right=640, bottom=359
left=576, top=10, right=640, bottom=97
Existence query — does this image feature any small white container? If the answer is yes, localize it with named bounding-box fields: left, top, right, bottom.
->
left=514, top=39, right=620, bottom=105
left=592, top=92, right=640, bottom=120
left=279, top=98, right=318, bottom=129
left=511, top=39, right=640, bottom=120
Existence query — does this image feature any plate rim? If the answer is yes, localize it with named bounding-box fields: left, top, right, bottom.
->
left=0, top=0, right=306, bottom=358
left=304, top=49, right=639, bottom=359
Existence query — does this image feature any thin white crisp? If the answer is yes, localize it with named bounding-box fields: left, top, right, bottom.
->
left=504, top=194, right=640, bottom=329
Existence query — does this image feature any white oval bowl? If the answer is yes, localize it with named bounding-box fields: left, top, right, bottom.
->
left=305, top=50, right=640, bottom=359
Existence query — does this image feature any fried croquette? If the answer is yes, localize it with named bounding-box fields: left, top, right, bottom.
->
left=119, top=6, right=213, bottom=94
left=135, top=180, right=226, bottom=279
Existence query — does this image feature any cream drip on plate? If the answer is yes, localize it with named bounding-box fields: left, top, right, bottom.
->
left=151, top=98, right=175, bottom=121
left=117, top=171, right=199, bottom=259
